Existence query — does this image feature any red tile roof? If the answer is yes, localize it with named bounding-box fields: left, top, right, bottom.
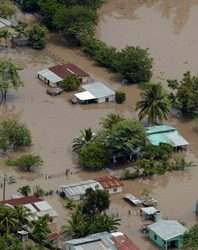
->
left=49, top=64, right=89, bottom=79
left=95, top=176, right=123, bottom=189
left=47, top=232, right=60, bottom=241
left=111, top=234, right=140, bottom=250
left=0, top=196, right=42, bottom=206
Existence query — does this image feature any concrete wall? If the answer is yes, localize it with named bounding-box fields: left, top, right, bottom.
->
left=106, top=186, right=123, bottom=194
left=96, top=95, right=115, bottom=103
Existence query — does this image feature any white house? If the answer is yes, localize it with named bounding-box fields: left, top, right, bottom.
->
left=58, top=180, right=103, bottom=201
left=95, top=176, right=123, bottom=194
left=37, top=64, right=90, bottom=87
left=74, top=82, right=115, bottom=104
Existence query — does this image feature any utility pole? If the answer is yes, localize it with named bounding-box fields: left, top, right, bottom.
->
left=3, top=174, right=7, bottom=201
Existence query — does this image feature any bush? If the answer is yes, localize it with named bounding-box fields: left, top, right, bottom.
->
left=115, top=91, right=126, bottom=103
left=120, top=170, right=139, bottom=180
left=60, top=74, right=81, bottom=91
left=28, top=24, right=48, bottom=50
left=5, top=154, right=43, bottom=172
left=117, top=46, right=153, bottom=83
left=79, top=142, right=109, bottom=170
left=0, top=119, right=32, bottom=149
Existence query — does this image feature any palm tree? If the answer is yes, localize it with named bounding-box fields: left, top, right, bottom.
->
left=100, top=113, right=124, bottom=129
left=0, top=207, right=19, bottom=235
left=136, top=84, right=170, bottom=125
left=72, top=127, right=95, bottom=153
left=14, top=205, right=32, bottom=226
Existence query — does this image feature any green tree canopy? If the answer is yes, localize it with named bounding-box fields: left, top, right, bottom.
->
left=183, top=224, right=198, bottom=249
left=0, top=119, right=32, bottom=149
left=82, top=188, right=110, bottom=214
left=136, top=83, right=170, bottom=124
left=54, top=6, right=98, bottom=45
left=101, top=119, right=147, bottom=157
left=0, top=207, right=19, bottom=236
left=79, top=142, right=109, bottom=170
left=168, top=71, right=198, bottom=115
left=100, top=113, right=124, bottom=130
left=28, top=24, right=48, bottom=50
left=0, top=60, right=23, bottom=101
left=6, top=154, right=43, bottom=172
left=117, top=46, right=153, bottom=83
left=0, top=0, right=16, bottom=19
left=13, top=21, right=28, bottom=38
left=60, top=74, right=81, bottom=91
left=0, top=234, right=23, bottom=250
left=60, top=0, right=103, bottom=9
left=17, top=185, right=31, bottom=197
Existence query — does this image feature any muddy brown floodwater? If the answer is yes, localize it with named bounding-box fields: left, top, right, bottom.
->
left=0, top=2, right=197, bottom=249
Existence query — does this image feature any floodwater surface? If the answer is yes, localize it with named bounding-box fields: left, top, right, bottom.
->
left=97, top=0, right=198, bottom=80
left=0, top=2, right=198, bottom=249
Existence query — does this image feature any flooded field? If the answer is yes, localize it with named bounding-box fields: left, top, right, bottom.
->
left=0, top=1, right=198, bottom=249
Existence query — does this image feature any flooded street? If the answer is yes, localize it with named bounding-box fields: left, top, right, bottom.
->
left=0, top=1, right=198, bottom=249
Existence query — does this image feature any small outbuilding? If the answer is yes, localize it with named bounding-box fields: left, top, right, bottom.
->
left=140, top=207, right=161, bottom=221
left=58, top=180, right=103, bottom=201
left=38, top=64, right=90, bottom=87
left=74, top=82, right=115, bottom=104
left=95, top=176, right=123, bottom=194
left=148, top=220, right=188, bottom=249
left=17, top=230, right=29, bottom=242
left=146, top=125, right=189, bottom=150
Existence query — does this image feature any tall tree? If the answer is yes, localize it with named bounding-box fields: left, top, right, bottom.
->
left=0, top=207, right=19, bottom=235
left=0, top=60, right=23, bottom=101
left=168, top=71, right=198, bottom=115
left=100, top=113, right=124, bottom=130
left=72, top=127, right=95, bottom=153
left=14, top=206, right=31, bottom=226
left=117, top=46, right=153, bottom=83
left=0, top=0, right=16, bottom=19
left=54, top=6, right=98, bottom=45
left=136, top=83, right=170, bottom=124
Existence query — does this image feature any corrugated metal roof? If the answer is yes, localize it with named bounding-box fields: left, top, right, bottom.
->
left=148, top=220, right=188, bottom=241
left=148, top=130, right=189, bottom=147
left=146, top=125, right=175, bottom=135
left=95, top=176, right=123, bottom=189
left=82, top=82, right=115, bottom=99
left=59, top=180, right=103, bottom=197
left=0, top=196, right=42, bottom=205
left=38, top=69, right=62, bottom=83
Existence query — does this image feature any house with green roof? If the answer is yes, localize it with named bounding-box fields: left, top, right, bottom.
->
left=146, top=125, right=189, bottom=149
left=148, top=220, right=188, bottom=249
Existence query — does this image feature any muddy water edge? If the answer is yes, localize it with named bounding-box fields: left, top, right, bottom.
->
left=0, top=2, right=197, bottom=249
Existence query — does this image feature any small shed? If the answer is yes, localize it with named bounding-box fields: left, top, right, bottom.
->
left=140, top=207, right=161, bottom=221
left=59, top=180, right=103, bottom=201
left=148, top=220, right=188, bottom=249
left=74, top=82, right=115, bottom=104
left=95, top=176, right=123, bottom=194
left=124, top=193, right=142, bottom=206
left=146, top=125, right=189, bottom=150
left=17, top=230, right=29, bottom=242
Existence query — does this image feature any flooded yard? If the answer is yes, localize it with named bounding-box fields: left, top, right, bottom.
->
left=0, top=1, right=198, bottom=249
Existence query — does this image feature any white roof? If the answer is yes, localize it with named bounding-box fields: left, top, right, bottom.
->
left=141, top=207, right=158, bottom=215
left=124, top=193, right=142, bottom=205
left=74, top=91, right=96, bottom=101
left=38, top=69, right=62, bottom=83
left=59, top=180, right=103, bottom=197
left=24, top=204, right=37, bottom=213
left=148, top=220, right=188, bottom=241
left=82, top=82, right=115, bottom=99
left=165, top=131, right=189, bottom=147
left=0, top=18, right=12, bottom=26
left=34, top=201, right=52, bottom=211
left=38, top=209, right=58, bottom=217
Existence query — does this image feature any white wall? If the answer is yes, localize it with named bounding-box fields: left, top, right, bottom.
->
left=106, top=186, right=123, bottom=194
left=96, top=95, right=115, bottom=103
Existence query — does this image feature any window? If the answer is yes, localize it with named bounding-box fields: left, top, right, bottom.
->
left=154, top=234, right=157, bottom=240
left=113, top=188, right=117, bottom=192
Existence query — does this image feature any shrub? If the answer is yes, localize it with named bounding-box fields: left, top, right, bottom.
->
left=115, top=91, right=126, bottom=103
left=28, top=24, right=48, bottom=50
left=60, top=74, right=81, bottom=91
